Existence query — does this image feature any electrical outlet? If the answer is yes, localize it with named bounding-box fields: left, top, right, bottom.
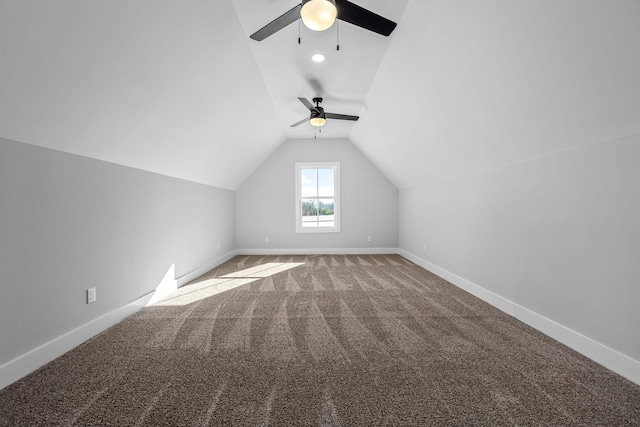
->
left=367, top=236, right=372, bottom=242
left=423, top=244, right=427, bottom=252
left=217, top=242, right=221, bottom=249
left=87, top=287, right=96, bottom=304
left=265, top=236, right=270, bottom=243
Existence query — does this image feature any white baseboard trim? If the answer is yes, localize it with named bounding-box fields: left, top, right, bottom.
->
left=399, top=250, right=515, bottom=316
left=0, top=251, right=240, bottom=391
left=0, top=292, right=153, bottom=391
left=5, top=249, right=636, bottom=390
left=236, top=247, right=399, bottom=255
left=399, top=249, right=640, bottom=386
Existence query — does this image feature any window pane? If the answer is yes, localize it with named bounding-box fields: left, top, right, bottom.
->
left=296, top=162, right=339, bottom=234
left=301, top=199, right=318, bottom=227
left=317, top=198, right=335, bottom=227
left=317, top=199, right=334, bottom=216
left=318, top=168, right=334, bottom=197
left=301, top=169, right=318, bottom=197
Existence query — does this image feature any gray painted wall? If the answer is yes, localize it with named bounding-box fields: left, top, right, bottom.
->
left=399, top=133, right=640, bottom=361
left=236, top=138, right=398, bottom=251
left=0, top=137, right=235, bottom=365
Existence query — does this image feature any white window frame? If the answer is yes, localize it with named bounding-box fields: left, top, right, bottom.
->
left=295, top=162, right=341, bottom=233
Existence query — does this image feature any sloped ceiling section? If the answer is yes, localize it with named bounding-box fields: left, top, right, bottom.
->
left=351, top=0, right=640, bottom=190
left=3, top=1, right=639, bottom=191
left=0, top=1, right=284, bottom=190
left=232, top=0, right=409, bottom=140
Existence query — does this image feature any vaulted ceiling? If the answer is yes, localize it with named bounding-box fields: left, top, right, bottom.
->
left=1, top=1, right=639, bottom=191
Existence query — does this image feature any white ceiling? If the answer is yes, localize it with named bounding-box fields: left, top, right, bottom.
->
left=1, top=1, right=639, bottom=191
left=232, top=0, right=408, bottom=139
left=351, top=0, right=640, bottom=189
left=0, top=0, right=285, bottom=190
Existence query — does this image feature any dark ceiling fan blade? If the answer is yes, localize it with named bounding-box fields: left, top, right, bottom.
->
left=250, top=4, right=302, bottom=41
left=335, top=0, right=397, bottom=37
left=325, top=112, right=359, bottom=121
left=290, top=117, right=310, bottom=127
left=298, top=97, right=319, bottom=113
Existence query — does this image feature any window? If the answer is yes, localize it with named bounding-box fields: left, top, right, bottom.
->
left=295, top=162, right=340, bottom=233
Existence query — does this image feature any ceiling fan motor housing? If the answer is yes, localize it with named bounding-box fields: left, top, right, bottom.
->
left=311, top=99, right=325, bottom=120
left=309, top=101, right=326, bottom=127
left=290, top=97, right=358, bottom=128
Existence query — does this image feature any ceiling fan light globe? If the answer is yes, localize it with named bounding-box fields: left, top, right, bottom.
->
left=301, top=0, right=337, bottom=32
left=309, top=117, right=327, bottom=127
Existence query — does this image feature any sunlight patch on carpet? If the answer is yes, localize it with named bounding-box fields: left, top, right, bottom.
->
left=153, top=263, right=305, bottom=306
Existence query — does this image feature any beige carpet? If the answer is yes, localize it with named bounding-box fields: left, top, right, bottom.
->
left=1, top=254, right=639, bottom=426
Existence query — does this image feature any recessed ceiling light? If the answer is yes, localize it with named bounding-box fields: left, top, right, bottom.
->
left=312, top=53, right=325, bottom=63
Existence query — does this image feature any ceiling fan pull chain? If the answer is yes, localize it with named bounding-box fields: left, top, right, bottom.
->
left=298, top=19, right=301, bottom=44
left=336, top=20, right=340, bottom=51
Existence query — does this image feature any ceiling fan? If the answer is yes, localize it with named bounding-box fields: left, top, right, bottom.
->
left=291, top=97, right=359, bottom=128
left=250, top=0, right=397, bottom=41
